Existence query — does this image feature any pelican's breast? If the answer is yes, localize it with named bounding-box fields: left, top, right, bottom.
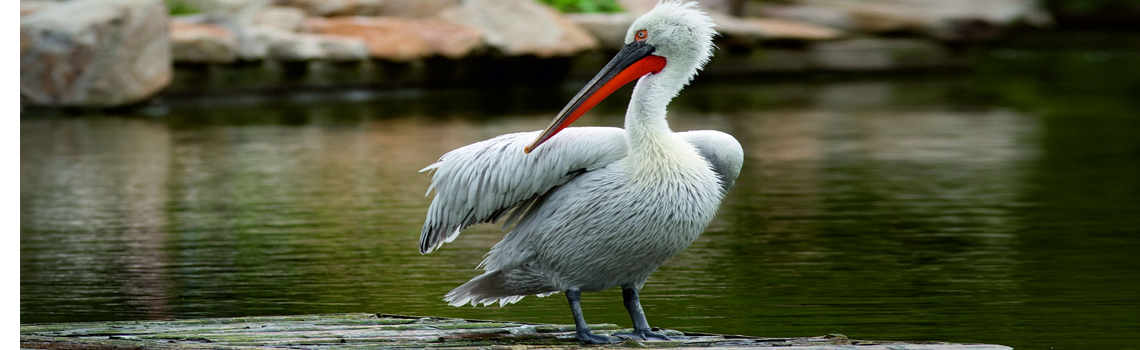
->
left=511, top=148, right=721, bottom=291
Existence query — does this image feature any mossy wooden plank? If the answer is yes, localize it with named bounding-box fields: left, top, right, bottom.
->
left=20, top=313, right=1012, bottom=350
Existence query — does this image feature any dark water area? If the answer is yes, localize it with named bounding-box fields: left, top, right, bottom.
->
left=21, top=36, right=1140, bottom=349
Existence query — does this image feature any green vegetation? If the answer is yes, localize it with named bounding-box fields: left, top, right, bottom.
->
left=537, top=0, right=624, bottom=13
left=165, top=0, right=199, bottom=16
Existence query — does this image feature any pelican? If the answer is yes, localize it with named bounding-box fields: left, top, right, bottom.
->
left=419, top=1, right=742, bottom=344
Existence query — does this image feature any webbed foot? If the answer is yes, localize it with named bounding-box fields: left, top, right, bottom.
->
left=576, top=330, right=620, bottom=344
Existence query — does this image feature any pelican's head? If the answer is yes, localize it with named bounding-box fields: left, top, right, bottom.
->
left=524, top=1, right=717, bottom=153
left=624, top=1, right=717, bottom=84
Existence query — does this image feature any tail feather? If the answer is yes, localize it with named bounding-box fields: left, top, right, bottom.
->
left=444, top=270, right=552, bottom=307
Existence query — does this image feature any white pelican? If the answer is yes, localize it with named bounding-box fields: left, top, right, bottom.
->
left=419, top=1, right=742, bottom=344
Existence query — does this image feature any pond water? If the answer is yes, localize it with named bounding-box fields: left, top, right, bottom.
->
left=21, top=43, right=1140, bottom=349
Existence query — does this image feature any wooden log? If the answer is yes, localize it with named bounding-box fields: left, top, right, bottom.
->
left=20, top=313, right=1011, bottom=349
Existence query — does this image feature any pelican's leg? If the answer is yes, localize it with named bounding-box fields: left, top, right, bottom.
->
left=613, top=286, right=674, bottom=341
left=566, top=288, right=618, bottom=344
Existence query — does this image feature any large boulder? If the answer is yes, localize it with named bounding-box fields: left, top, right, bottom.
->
left=305, top=17, right=483, bottom=61
left=437, top=0, right=597, bottom=57
left=20, top=0, right=171, bottom=107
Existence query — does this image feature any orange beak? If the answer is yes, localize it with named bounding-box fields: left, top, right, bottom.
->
left=524, top=41, right=666, bottom=153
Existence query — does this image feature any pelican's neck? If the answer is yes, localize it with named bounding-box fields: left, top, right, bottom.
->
left=624, top=69, right=688, bottom=154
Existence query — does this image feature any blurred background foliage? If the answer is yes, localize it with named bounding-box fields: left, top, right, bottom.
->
left=165, top=0, right=199, bottom=16
left=536, top=0, right=623, bottom=13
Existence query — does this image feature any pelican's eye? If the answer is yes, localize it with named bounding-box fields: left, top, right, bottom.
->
left=635, top=29, right=648, bottom=41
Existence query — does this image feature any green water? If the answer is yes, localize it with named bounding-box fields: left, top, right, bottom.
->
left=21, top=43, right=1140, bottom=349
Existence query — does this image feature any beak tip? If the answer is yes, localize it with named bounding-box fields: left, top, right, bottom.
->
left=523, top=145, right=534, bottom=154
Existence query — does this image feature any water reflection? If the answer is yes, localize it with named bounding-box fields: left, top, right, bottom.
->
left=22, top=119, right=176, bottom=320
left=21, top=77, right=1140, bottom=350
left=651, top=81, right=1040, bottom=342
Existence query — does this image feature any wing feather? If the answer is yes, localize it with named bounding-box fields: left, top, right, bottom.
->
left=419, top=127, right=627, bottom=254
left=679, top=130, right=744, bottom=193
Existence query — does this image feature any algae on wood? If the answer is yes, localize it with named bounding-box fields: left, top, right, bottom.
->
left=20, top=313, right=1011, bottom=349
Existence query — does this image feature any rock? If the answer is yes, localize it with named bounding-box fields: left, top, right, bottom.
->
left=702, top=11, right=844, bottom=43
left=20, top=1, right=57, bottom=16
left=169, top=18, right=240, bottom=63
left=275, top=0, right=384, bottom=16
left=761, top=0, right=1052, bottom=41
left=410, top=19, right=486, bottom=59
left=565, top=13, right=637, bottom=50
left=252, top=28, right=320, bottom=61
left=308, top=34, right=370, bottom=61
left=371, top=0, right=461, bottom=19
left=237, top=28, right=270, bottom=60
left=437, top=0, right=597, bottom=57
left=746, top=18, right=843, bottom=41
left=587, top=3, right=839, bottom=47
left=247, top=27, right=369, bottom=61
left=168, top=15, right=272, bottom=61
left=20, top=0, right=171, bottom=107
left=252, top=6, right=307, bottom=32
left=305, top=17, right=483, bottom=61
left=305, top=18, right=429, bottom=61
left=174, top=1, right=276, bottom=60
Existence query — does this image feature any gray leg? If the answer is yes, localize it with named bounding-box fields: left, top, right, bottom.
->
left=566, top=288, right=618, bottom=344
left=612, top=286, right=673, bottom=341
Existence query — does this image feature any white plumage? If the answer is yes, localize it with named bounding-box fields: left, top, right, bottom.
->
left=419, top=1, right=743, bottom=343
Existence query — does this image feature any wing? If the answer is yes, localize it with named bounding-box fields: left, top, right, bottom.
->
left=679, top=130, right=744, bottom=194
left=419, top=127, right=628, bottom=254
